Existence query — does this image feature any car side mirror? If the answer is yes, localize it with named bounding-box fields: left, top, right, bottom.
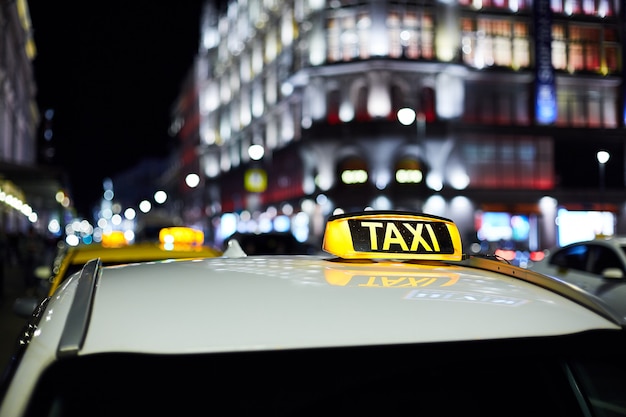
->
left=601, top=268, right=624, bottom=279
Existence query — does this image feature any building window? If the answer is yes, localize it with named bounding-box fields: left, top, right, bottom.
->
left=551, top=0, right=616, bottom=17
left=387, top=7, right=434, bottom=60
left=555, top=87, right=618, bottom=128
left=552, top=23, right=620, bottom=75
left=326, top=8, right=371, bottom=63
left=340, top=15, right=359, bottom=61
left=461, top=16, right=531, bottom=70
left=463, top=82, right=530, bottom=126
left=326, top=6, right=434, bottom=63
left=458, top=0, right=533, bottom=11
left=461, top=136, right=554, bottom=190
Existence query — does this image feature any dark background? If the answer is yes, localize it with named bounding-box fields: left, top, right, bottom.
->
left=27, top=0, right=206, bottom=217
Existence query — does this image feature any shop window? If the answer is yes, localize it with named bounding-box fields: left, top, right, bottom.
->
left=337, top=156, right=369, bottom=186
left=394, top=158, right=424, bottom=185
left=476, top=212, right=531, bottom=244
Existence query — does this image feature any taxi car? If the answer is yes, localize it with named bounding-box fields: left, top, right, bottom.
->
left=14, top=226, right=222, bottom=315
left=2, top=211, right=626, bottom=416
left=531, top=236, right=626, bottom=322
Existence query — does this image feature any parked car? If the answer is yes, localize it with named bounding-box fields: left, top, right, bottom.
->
left=531, top=236, right=626, bottom=322
left=223, top=230, right=321, bottom=255
left=14, top=226, right=222, bottom=316
left=2, top=211, right=626, bottom=417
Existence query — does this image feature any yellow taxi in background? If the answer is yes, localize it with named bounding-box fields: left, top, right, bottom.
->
left=24, top=227, right=221, bottom=306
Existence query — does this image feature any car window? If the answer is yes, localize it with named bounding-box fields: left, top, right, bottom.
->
left=550, top=244, right=589, bottom=271
left=20, top=333, right=626, bottom=417
left=587, top=245, right=624, bottom=275
left=570, top=356, right=626, bottom=417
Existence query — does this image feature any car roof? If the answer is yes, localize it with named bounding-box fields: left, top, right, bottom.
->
left=560, top=236, right=626, bottom=249
left=604, top=236, right=626, bottom=245
left=41, top=254, right=619, bottom=358
left=44, top=241, right=222, bottom=297
left=66, top=242, right=222, bottom=264
left=39, top=211, right=623, bottom=357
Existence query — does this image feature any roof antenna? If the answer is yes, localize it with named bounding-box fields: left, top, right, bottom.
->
left=222, top=238, right=247, bottom=258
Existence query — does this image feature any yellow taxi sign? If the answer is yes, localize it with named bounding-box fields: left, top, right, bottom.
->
left=101, top=230, right=129, bottom=248
left=322, top=211, right=463, bottom=261
left=159, top=227, right=204, bottom=246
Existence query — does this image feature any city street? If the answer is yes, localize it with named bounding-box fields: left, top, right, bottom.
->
left=0, top=264, right=34, bottom=374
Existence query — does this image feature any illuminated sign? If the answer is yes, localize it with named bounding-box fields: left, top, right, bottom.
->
left=102, top=231, right=128, bottom=248
left=244, top=168, right=267, bottom=192
left=323, top=211, right=463, bottom=260
left=159, top=227, right=204, bottom=246
left=534, top=0, right=557, bottom=125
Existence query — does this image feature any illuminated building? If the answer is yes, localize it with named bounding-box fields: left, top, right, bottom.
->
left=0, top=0, right=69, bottom=235
left=168, top=0, right=625, bottom=259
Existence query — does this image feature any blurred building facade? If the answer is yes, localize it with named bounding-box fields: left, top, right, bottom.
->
left=0, top=0, right=68, bottom=236
left=165, top=0, right=625, bottom=258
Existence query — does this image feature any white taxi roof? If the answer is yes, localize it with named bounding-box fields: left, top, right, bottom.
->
left=34, top=211, right=621, bottom=358
left=37, top=254, right=618, bottom=357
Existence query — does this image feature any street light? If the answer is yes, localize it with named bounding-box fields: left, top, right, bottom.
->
left=398, top=107, right=431, bottom=189
left=597, top=150, right=610, bottom=211
left=397, top=107, right=425, bottom=143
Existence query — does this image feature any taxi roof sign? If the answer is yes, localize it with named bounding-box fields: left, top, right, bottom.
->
left=159, top=227, right=204, bottom=246
left=322, top=211, right=463, bottom=261
left=101, top=230, right=129, bottom=248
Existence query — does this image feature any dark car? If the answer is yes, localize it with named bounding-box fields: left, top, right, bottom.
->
left=223, top=231, right=321, bottom=255
left=530, top=236, right=626, bottom=322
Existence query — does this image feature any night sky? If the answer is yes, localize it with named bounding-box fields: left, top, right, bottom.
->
left=27, top=0, right=206, bottom=217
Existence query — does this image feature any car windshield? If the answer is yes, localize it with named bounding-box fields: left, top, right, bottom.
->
left=20, top=331, right=626, bottom=417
